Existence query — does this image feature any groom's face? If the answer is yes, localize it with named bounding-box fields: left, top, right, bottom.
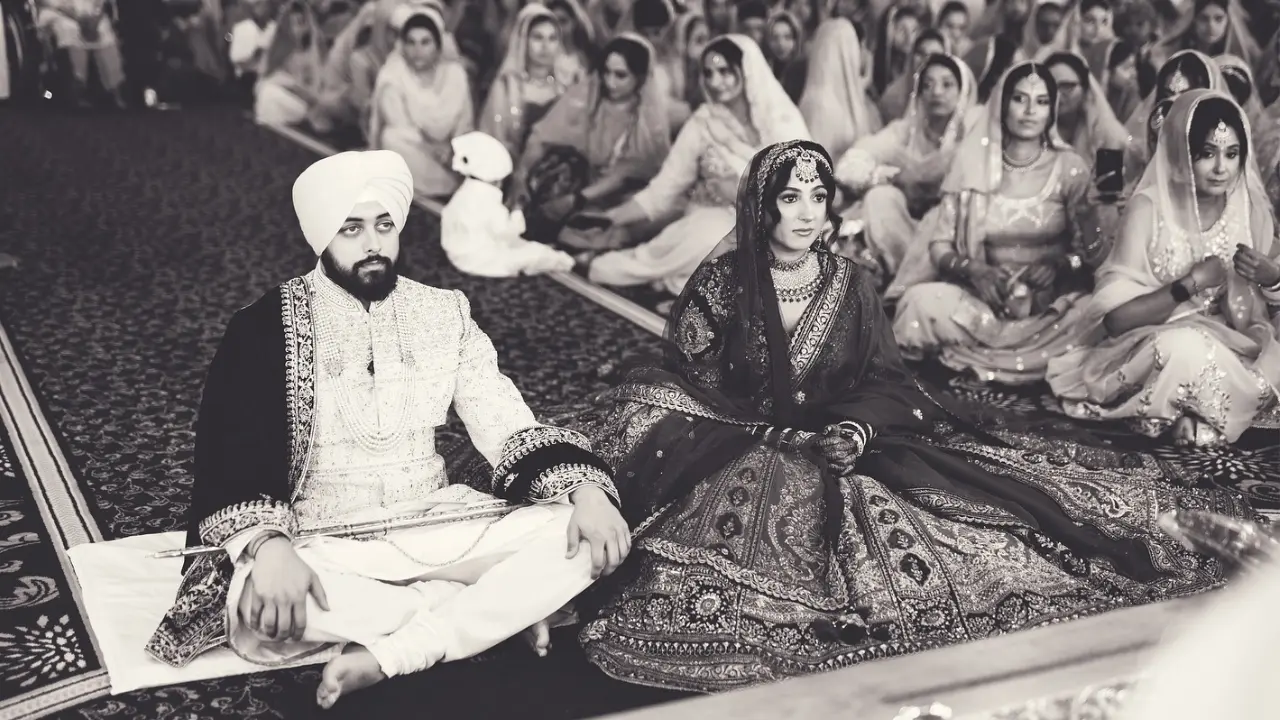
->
left=321, top=200, right=402, bottom=303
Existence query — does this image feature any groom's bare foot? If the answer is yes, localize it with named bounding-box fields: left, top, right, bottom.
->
left=316, top=644, right=386, bottom=709
left=522, top=619, right=552, bottom=657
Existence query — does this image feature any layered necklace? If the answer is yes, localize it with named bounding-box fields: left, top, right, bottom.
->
left=771, top=251, right=822, bottom=303
left=318, top=293, right=419, bottom=456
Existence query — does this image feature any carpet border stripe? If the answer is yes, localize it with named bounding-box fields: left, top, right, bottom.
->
left=258, top=121, right=667, bottom=338
left=0, top=318, right=111, bottom=717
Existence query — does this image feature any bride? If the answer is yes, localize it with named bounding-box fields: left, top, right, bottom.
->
left=572, top=139, right=1250, bottom=692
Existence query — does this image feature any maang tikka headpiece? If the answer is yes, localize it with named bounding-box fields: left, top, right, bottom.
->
left=1167, top=67, right=1191, bottom=95
left=1211, top=119, right=1234, bottom=146
left=758, top=145, right=832, bottom=192
left=1023, top=70, right=1048, bottom=96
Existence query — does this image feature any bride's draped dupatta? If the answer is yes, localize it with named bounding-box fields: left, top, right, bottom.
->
left=1093, top=89, right=1280, bottom=393
left=597, top=141, right=1167, bottom=582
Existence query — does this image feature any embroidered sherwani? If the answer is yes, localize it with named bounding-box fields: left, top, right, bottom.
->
left=146, top=266, right=618, bottom=671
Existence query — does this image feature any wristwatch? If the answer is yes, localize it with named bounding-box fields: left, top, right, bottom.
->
left=1170, top=279, right=1192, bottom=303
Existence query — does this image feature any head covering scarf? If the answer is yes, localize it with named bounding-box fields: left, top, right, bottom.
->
left=1095, top=90, right=1279, bottom=385
left=703, top=34, right=812, bottom=147
left=942, top=61, right=1069, bottom=260
left=1214, top=53, right=1263, bottom=127
left=873, top=5, right=920, bottom=94
left=1122, top=49, right=1225, bottom=168
left=1152, top=0, right=1259, bottom=69
left=540, top=0, right=596, bottom=54
left=799, top=18, right=880, bottom=160
left=293, top=150, right=414, bottom=255
left=518, top=33, right=672, bottom=181
left=665, top=12, right=707, bottom=103
left=878, top=27, right=951, bottom=121
left=260, top=0, right=324, bottom=83
left=1039, top=0, right=1114, bottom=60
left=367, top=5, right=470, bottom=153
left=494, top=4, right=575, bottom=84
left=1042, top=51, right=1131, bottom=161
left=1097, top=38, right=1141, bottom=122
left=902, top=52, right=979, bottom=158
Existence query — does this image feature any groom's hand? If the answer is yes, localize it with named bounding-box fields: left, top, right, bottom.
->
left=566, top=486, right=630, bottom=578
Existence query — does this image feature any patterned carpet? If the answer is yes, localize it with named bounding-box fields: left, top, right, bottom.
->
left=1, top=103, right=1278, bottom=719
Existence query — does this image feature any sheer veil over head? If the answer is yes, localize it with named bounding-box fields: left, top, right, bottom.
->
left=700, top=34, right=811, bottom=145
left=797, top=18, right=880, bottom=161
left=1110, top=89, right=1280, bottom=387
left=667, top=140, right=837, bottom=427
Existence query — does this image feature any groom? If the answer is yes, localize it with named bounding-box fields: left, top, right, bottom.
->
left=146, top=150, right=630, bottom=707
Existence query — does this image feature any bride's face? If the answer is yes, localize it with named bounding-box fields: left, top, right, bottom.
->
left=1192, top=119, right=1241, bottom=198
left=770, top=166, right=827, bottom=257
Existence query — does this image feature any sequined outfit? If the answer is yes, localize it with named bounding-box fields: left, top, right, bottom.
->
left=1048, top=91, right=1280, bottom=442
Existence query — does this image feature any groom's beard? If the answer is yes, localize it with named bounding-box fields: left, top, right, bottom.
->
left=321, top=252, right=400, bottom=303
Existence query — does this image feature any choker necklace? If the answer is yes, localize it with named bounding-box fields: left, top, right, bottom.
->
left=771, top=252, right=822, bottom=303
left=1002, top=143, right=1044, bottom=172
left=770, top=252, right=810, bottom=271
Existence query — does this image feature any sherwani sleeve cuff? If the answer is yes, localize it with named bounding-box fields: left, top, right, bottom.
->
left=197, top=499, right=297, bottom=549
left=491, top=426, right=620, bottom=508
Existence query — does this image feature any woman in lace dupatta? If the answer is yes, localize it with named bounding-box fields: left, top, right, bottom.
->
left=574, top=139, right=1243, bottom=693
left=512, top=34, right=671, bottom=250
left=834, top=53, right=977, bottom=283
left=892, top=62, right=1113, bottom=385
left=1048, top=91, right=1280, bottom=447
left=367, top=6, right=473, bottom=198
left=581, top=35, right=810, bottom=296
left=479, top=4, right=580, bottom=158
left=253, top=0, right=323, bottom=126
left=797, top=18, right=881, bottom=164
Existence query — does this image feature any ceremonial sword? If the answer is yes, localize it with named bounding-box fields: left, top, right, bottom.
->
left=148, top=502, right=528, bottom=559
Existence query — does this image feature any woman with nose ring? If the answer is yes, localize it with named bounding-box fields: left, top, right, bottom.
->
left=893, top=61, right=1111, bottom=386
left=1048, top=91, right=1280, bottom=448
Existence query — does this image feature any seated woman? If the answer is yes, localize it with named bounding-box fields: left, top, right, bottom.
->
left=367, top=6, right=473, bottom=199
left=797, top=18, right=880, bottom=171
left=1047, top=91, right=1280, bottom=447
left=893, top=61, right=1113, bottom=386
left=834, top=53, right=977, bottom=283
left=936, top=1, right=972, bottom=61
left=1041, top=51, right=1130, bottom=169
left=579, top=35, right=810, bottom=296
left=512, top=34, right=671, bottom=250
left=764, top=10, right=807, bottom=102
left=575, top=139, right=1245, bottom=692
left=871, top=4, right=923, bottom=98
left=545, top=0, right=595, bottom=81
left=878, top=28, right=948, bottom=123
left=253, top=0, right=323, bottom=127
left=662, top=12, right=709, bottom=112
left=481, top=4, right=582, bottom=160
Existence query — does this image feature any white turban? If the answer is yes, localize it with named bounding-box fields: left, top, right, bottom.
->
left=292, top=150, right=415, bottom=255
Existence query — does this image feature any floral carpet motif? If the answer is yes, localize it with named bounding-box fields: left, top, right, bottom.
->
left=0, top=418, right=105, bottom=717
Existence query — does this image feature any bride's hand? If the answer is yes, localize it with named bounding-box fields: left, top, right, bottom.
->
left=816, top=426, right=862, bottom=476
